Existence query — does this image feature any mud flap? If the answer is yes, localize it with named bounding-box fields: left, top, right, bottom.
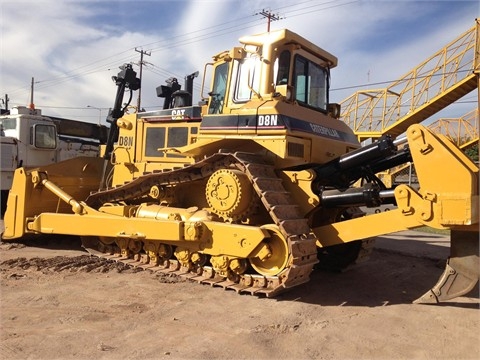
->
left=414, top=229, right=479, bottom=304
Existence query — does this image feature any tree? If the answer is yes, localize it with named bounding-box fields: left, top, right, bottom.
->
left=464, top=143, right=479, bottom=162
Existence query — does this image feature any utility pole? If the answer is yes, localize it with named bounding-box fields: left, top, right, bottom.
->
left=29, top=77, right=35, bottom=110
left=3, top=94, right=9, bottom=112
left=135, top=47, right=151, bottom=112
left=258, top=9, right=281, bottom=32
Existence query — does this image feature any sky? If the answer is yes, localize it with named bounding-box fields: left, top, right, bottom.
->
left=0, top=0, right=478, bottom=125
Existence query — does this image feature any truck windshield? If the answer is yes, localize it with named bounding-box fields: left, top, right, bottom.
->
left=294, top=55, right=328, bottom=112
left=0, top=118, right=17, bottom=131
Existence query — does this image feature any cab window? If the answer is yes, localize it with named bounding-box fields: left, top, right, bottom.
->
left=275, top=50, right=291, bottom=85
left=31, top=124, right=57, bottom=149
left=294, top=55, right=328, bottom=112
left=208, top=62, right=229, bottom=114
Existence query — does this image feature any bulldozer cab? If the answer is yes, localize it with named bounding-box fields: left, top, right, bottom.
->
left=201, top=29, right=338, bottom=134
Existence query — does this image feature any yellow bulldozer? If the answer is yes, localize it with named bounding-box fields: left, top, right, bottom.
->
left=2, top=29, right=478, bottom=303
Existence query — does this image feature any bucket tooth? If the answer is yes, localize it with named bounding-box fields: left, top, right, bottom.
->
left=414, top=229, right=479, bottom=304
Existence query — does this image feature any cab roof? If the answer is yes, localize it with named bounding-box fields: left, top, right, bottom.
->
left=239, top=29, right=338, bottom=68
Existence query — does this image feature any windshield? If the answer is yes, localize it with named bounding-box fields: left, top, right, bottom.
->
left=0, top=118, right=17, bottom=136
left=0, top=118, right=17, bottom=130
left=234, top=52, right=262, bottom=102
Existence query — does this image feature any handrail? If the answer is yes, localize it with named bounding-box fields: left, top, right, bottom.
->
left=428, top=108, right=479, bottom=149
left=340, top=19, right=479, bottom=141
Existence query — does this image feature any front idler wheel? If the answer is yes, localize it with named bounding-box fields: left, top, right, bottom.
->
left=249, top=225, right=289, bottom=276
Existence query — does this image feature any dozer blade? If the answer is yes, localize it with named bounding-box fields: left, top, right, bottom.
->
left=414, top=228, right=479, bottom=304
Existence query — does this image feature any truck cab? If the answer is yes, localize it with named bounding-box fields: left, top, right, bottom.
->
left=1, top=107, right=58, bottom=193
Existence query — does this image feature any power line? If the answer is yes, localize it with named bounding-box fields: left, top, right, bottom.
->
left=4, top=0, right=359, bottom=97
left=279, top=0, right=360, bottom=19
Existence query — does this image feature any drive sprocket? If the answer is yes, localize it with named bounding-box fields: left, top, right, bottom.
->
left=205, top=169, right=254, bottom=221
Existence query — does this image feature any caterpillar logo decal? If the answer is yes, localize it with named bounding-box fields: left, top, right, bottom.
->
left=309, top=123, right=340, bottom=138
left=258, top=114, right=278, bottom=126
left=172, top=109, right=186, bottom=120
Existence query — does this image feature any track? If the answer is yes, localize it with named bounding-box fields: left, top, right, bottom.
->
left=82, top=152, right=369, bottom=296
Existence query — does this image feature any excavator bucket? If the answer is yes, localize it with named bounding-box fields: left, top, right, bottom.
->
left=414, top=227, right=479, bottom=304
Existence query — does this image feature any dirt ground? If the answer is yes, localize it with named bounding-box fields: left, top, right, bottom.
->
left=1, top=232, right=479, bottom=360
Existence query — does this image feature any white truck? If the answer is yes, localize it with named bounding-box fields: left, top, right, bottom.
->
left=1, top=106, right=107, bottom=214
